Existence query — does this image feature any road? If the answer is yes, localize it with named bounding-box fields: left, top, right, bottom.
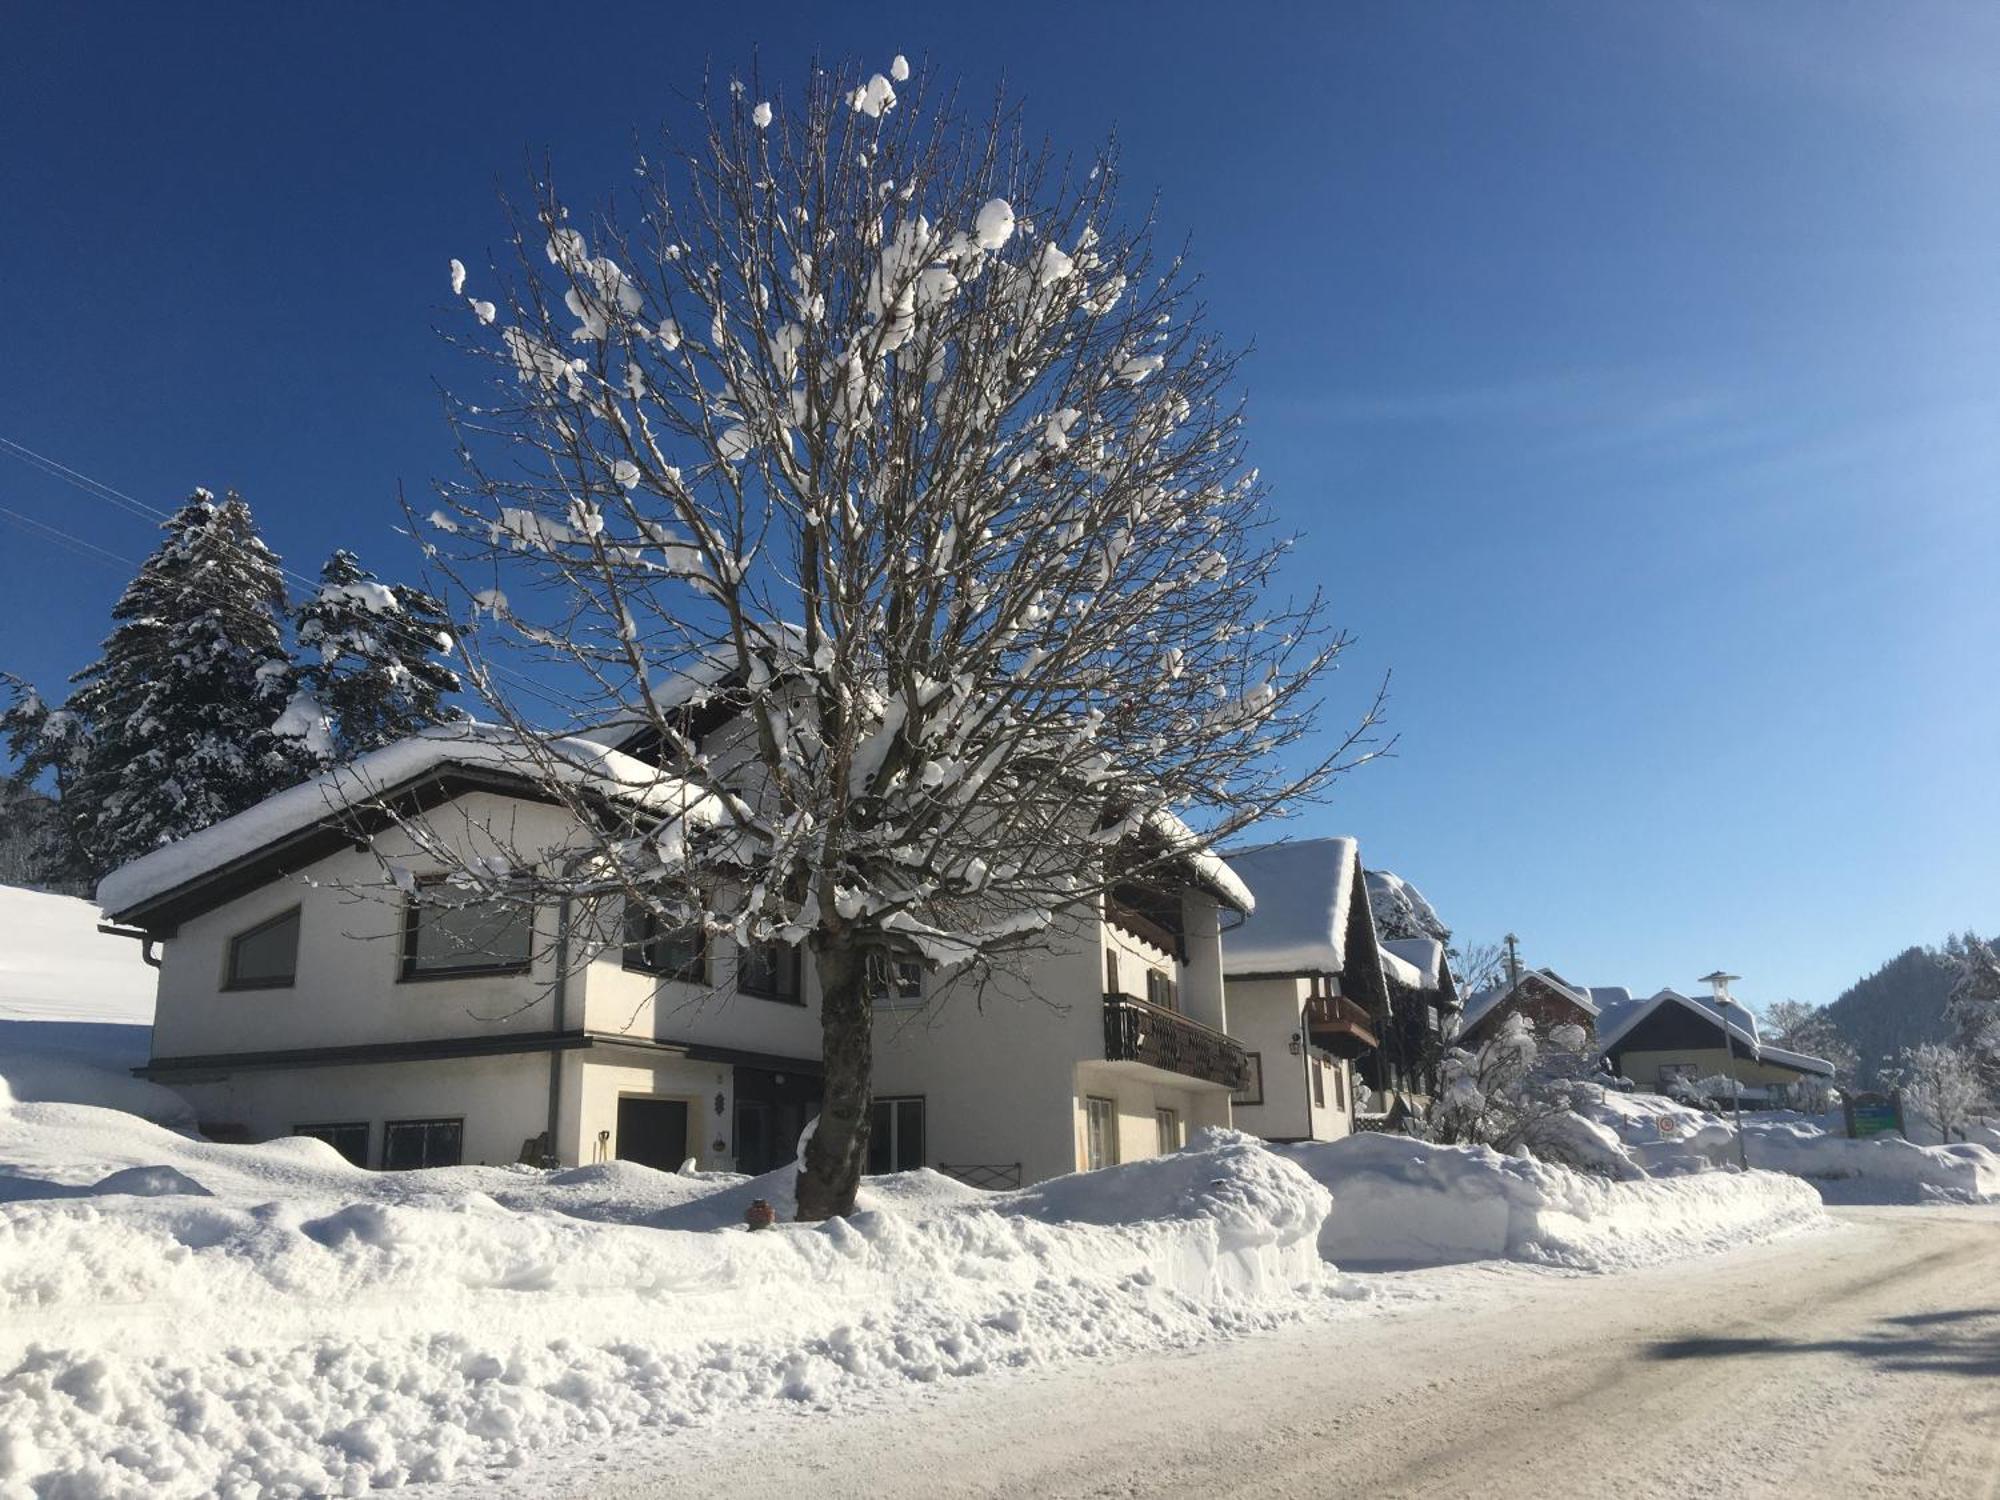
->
left=564, top=1204, right=2000, bottom=1499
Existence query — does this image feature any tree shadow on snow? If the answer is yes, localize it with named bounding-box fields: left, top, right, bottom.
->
left=1644, top=1309, right=2000, bottom=1379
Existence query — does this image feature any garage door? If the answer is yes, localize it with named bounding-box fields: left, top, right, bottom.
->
left=615, top=1097, right=690, bottom=1171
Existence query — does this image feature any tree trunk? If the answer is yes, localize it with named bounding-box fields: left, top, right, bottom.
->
left=795, top=941, right=872, bottom=1220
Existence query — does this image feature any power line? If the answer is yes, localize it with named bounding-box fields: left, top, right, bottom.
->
left=0, top=434, right=580, bottom=720
left=0, top=503, right=136, bottom=570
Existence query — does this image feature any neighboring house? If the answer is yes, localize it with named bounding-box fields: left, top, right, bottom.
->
left=98, top=725, right=823, bottom=1175
left=1380, top=936, right=1460, bottom=1097
left=1456, top=967, right=1600, bottom=1048
left=1597, top=985, right=1834, bottom=1102
left=1217, top=838, right=1397, bottom=1143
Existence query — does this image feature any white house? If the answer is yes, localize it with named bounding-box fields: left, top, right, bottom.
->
left=1217, top=837, right=1401, bottom=1143
left=98, top=725, right=825, bottom=1175
left=100, top=722, right=1257, bottom=1187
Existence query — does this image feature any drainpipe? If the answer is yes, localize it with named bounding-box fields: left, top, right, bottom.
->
left=544, top=885, right=571, bottom=1169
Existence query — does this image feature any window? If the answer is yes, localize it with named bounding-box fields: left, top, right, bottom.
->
left=1105, top=950, right=1120, bottom=996
left=1155, top=1107, right=1181, bottom=1154
left=736, top=941, right=802, bottom=1002
left=1333, top=1061, right=1345, bottom=1111
left=867, top=951, right=924, bottom=1008
left=1312, top=1057, right=1326, bottom=1109
left=868, top=1096, right=925, bottom=1174
left=382, top=1117, right=463, bottom=1170
left=1231, top=1052, right=1265, bottom=1108
left=1145, top=967, right=1179, bottom=1012
left=293, top=1121, right=368, bottom=1166
left=401, top=887, right=532, bottom=979
left=623, top=904, right=705, bottom=983
left=1085, top=1095, right=1119, bottom=1171
left=225, top=907, right=300, bottom=990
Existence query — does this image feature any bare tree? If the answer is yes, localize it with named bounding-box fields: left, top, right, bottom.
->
left=1759, top=998, right=1859, bottom=1086
left=416, top=55, right=1382, bottom=1218
left=1893, top=1041, right=1983, bottom=1144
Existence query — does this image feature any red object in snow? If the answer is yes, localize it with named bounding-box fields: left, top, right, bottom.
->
left=745, top=1198, right=776, bottom=1231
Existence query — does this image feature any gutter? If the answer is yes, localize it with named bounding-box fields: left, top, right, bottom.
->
left=97, top=922, right=161, bottom=968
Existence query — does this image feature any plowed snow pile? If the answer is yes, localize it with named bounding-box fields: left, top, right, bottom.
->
left=1285, top=1134, right=1827, bottom=1270
left=1584, top=1092, right=2000, bottom=1203
left=0, top=1102, right=1338, bottom=1498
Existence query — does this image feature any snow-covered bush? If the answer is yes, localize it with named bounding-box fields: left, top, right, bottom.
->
left=1427, top=1014, right=1622, bottom=1173
left=1892, top=1042, right=1985, bottom=1143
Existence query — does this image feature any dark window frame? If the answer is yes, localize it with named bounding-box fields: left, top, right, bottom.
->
left=1231, top=1051, right=1265, bottom=1108
left=868, top=1094, right=926, bottom=1174
left=1145, top=967, right=1179, bottom=1012
left=222, top=905, right=302, bottom=991
left=292, top=1120, right=370, bottom=1167
left=382, top=1116, right=465, bottom=1170
left=866, top=949, right=924, bottom=1008
left=622, top=903, right=707, bottom=984
left=398, top=881, right=533, bottom=983
left=736, top=940, right=804, bottom=1004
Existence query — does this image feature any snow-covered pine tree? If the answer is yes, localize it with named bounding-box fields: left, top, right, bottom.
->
left=292, top=549, right=461, bottom=761
left=418, top=55, right=1384, bottom=1219
left=0, top=676, right=95, bottom=889
left=55, top=490, right=316, bottom=873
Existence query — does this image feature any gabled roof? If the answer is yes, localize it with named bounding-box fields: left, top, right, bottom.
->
left=1458, top=968, right=1598, bottom=1035
left=1219, top=837, right=1360, bottom=976
left=1597, top=987, right=1835, bottom=1078
left=98, top=723, right=719, bottom=923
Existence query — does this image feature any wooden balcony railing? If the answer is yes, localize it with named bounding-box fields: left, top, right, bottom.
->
left=1103, top=992, right=1251, bottom=1091
left=1305, top=993, right=1380, bottom=1060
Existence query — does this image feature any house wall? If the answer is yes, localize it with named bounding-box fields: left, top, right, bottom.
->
left=1072, top=1061, right=1227, bottom=1166
left=170, top=1051, right=551, bottom=1168
left=576, top=909, right=822, bottom=1061
left=1614, top=1046, right=1822, bottom=1093
left=871, top=909, right=1106, bottom=1187
left=1221, top=975, right=1354, bottom=1143
left=150, top=789, right=584, bottom=1060
left=563, top=1048, right=737, bottom=1172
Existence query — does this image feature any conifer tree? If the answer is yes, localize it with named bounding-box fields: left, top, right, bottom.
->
left=290, top=549, right=461, bottom=761
left=50, top=490, right=315, bottom=873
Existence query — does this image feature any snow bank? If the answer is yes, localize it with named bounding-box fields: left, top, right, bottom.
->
left=0, top=885, right=191, bottom=1126
left=1286, top=1134, right=1826, bottom=1271
left=1583, top=1092, right=2000, bottom=1204
left=0, top=1111, right=1338, bottom=1497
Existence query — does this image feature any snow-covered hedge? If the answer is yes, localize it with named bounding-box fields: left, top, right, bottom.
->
left=1283, top=1134, right=1826, bottom=1271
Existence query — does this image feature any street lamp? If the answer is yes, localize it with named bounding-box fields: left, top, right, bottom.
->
left=1700, top=971, right=1752, bottom=1170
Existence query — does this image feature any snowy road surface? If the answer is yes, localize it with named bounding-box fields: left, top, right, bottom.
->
left=554, top=1205, right=2000, bottom=1500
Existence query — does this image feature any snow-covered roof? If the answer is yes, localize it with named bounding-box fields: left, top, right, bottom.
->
left=1218, top=838, right=1360, bottom=976
left=1378, top=946, right=1425, bottom=988
left=98, top=723, right=719, bottom=920
left=1381, top=937, right=1445, bottom=989
left=1144, top=808, right=1254, bottom=915
left=1597, top=988, right=1835, bottom=1078
left=1363, top=869, right=1445, bottom=940
left=1458, top=968, right=1599, bottom=1035
left=1588, top=985, right=1634, bottom=1011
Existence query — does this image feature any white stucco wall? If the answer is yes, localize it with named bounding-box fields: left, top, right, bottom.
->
left=576, top=915, right=822, bottom=1063
left=563, top=1048, right=737, bottom=1172
left=1222, top=975, right=1354, bottom=1144
left=169, top=1052, right=551, bottom=1168
left=150, top=789, right=586, bottom=1060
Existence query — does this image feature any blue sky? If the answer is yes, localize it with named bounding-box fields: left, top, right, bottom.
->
left=2, top=3, right=1994, bottom=1008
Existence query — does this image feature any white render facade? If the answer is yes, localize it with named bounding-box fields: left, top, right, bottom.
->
left=105, top=727, right=1258, bottom=1187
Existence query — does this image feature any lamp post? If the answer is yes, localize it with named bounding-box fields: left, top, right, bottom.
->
left=1700, top=971, right=1751, bottom=1171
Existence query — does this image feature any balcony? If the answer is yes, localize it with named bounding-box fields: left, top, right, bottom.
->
left=1305, top=993, right=1379, bottom=1060
left=1103, top=992, right=1251, bottom=1091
